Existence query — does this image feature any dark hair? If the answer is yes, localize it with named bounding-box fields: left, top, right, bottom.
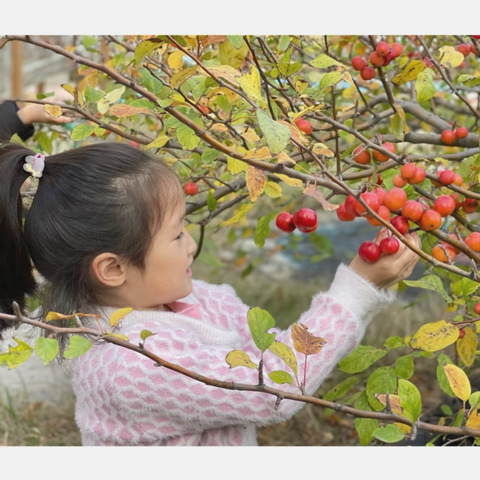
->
left=0, top=142, right=183, bottom=338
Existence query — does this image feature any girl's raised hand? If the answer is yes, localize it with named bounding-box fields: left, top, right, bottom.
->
left=17, top=101, right=74, bottom=126
left=349, top=231, right=422, bottom=290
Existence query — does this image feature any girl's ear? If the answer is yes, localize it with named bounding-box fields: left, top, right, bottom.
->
left=90, top=253, right=127, bottom=287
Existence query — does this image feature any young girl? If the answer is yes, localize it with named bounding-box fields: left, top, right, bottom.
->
left=0, top=142, right=421, bottom=446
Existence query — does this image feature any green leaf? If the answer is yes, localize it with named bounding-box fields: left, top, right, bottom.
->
left=82, top=35, right=97, bottom=49
left=366, top=367, right=397, bottom=411
left=254, top=212, right=276, bottom=248
left=134, top=39, right=165, bottom=65
left=97, top=86, right=126, bottom=114
left=391, top=112, right=404, bottom=141
left=207, top=190, right=217, bottom=212
left=415, top=68, right=436, bottom=103
left=268, top=370, right=294, bottom=385
left=227, top=156, right=248, bottom=174
left=403, top=275, right=452, bottom=304
left=469, top=392, right=480, bottom=409
left=202, top=148, right=222, bottom=163
left=35, top=337, right=59, bottom=366
left=219, top=40, right=249, bottom=68
left=278, top=62, right=302, bottom=78
left=354, top=391, right=378, bottom=446
left=436, top=353, right=455, bottom=398
left=278, top=35, right=290, bottom=52
left=141, top=68, right=163, bottom=95
left=323, top=376, right=359, bottom=402
left=398, top=378, right=422, bottom=422
left=256, top=110, right=291, bottom=155
left=457, top=74, right=480, bottom=87
left=264, top=181, right=282, bottom=199
left=268, top=340, right=298, bottom=376
left=85, top=84, right=105, bottom=103
left=37, top=131, right=52, bottom=155
left=177, top=124, right=200, bottom=150
left=308, top=233, right=333, bottom=255
left=216, top=95, right=231, bottom=113
left=2, top=338, right=33, bottom=369
left=219, top=203, right=254, bottom=227
left=384, top=336, right=405, bottom=350
left=247, top=307, right=276, bottom=352
left=140, top=329, right=156, bottom=341
left=319, top=71, right=345, bottom=92
left=450, top=277, right=480, bottom=298
left=63, top=336, right=92, bottom=359
left=226, top=35, right=244, bottom=49
left=373, top=424, right=405, bottom=444
left=71, top=124, right=95, bottom=141
left=310, top=54, right=344, bottom=69
left=338, top=345, right=387, bottom=374
left=441, top=404, right=453, bottom=416
left=394, top=355, right=414, bottom=380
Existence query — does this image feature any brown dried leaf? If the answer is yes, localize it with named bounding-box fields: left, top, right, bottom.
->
left=376, top=394, right=403, bottom=415
left=246, top=166, right=266, bottom=203
left=109, top=104, right=150, bottom=118
left=244, top=146, right=271, bottom=160
left=291, top=323, right=326, bottom=356
left=303, top=184, right=339, bottom=211
left=202, top=35, right=227, bottom=47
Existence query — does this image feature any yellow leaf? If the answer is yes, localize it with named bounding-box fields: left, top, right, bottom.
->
left=225, top=350, right=257, bottom=369
left=211, top=123, right=228, bottom=133
left=391, top=60, right=425, bottom=86
left=85, top=71, right=99, bottom=88
left=457, top=327, right=478, bottom=367
left=409, top=320, right=459, bottom=352
left=278, top=120, right=308, bottom=144
left=45, top=311, right=100, bottom=322
left=241, top=127, right=260, bottom=143
left=312, top=143, right=335, bottom=158
left=237, top=65, right=264, bottom=104
left=244, top=146, right=271, bottom=160
left=437, top=46, right=464, bottom=69
left=227, top=156, right=248, bottom=174
left=466, top=409, right=480, bottom=429
left=443, top=363, right=471, bottom=402
left=170, top=66, right=198, bottom=89
left=61, top=83, right=84, bottom=107
left=109, top=104, right=149, bottom=117
left=145, top=135, right=171, bottom=150
left=44, top=104, right=62, bottom=118
left=167, top=51, right=185, bottom=71
left=201, top=65, right=241, bottom=86
left=220, top=203, right=254, bottom=227
left=103, top=333, right=130, bottom=342
left=393, top=103, right=410, bottom=134
left=376, top=394, right=403, bottom=415
left=303, top=184, right=339, bottom=211
left=269, top=340, right=298, bottom=375
left=291, top=323, right=326, bottom=356
left=109, top=307, right=133, bottom=327
left=276, top=151, right=296, bottom=164
left=246, top=166, right=266, bottom=203
left=274, top=173, right=303, bottom=188
left=291, top=104, right=324, bottom=123
left=264, top=181, right=283, bottom=198
left=219, top=40, right=249, bottom=69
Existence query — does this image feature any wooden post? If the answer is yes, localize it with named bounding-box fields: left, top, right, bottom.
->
left=11, top=41, right=23, bottom=98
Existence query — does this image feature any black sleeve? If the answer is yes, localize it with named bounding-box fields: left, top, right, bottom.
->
left=0, top=101, right=35, bottom=142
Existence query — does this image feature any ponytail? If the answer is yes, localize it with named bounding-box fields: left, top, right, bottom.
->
left=0, top=143, right=37, bottom=335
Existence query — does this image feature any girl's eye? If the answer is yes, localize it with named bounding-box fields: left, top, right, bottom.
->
left=175, top=231, right=184, bottom=240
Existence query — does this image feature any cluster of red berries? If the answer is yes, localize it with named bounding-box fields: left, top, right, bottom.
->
left=456, top=43, right=478, bottom=57
left=351, top=41, right=403, bottom=81
left=392, top=163, right=427, bottom=188
left=276, top=208, right=317, bottom=234
left=184, top=182, right=198, bottom=195
left=358, top=236, right=400, bottom=263
left=440, top=127, right=469, bottom=145
left=294, top=117, right=312, bottom=135
left=353, top=142, right=396, bottom=165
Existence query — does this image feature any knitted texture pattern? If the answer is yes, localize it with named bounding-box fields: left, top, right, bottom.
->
left=70, top=264, right=396, bottom=446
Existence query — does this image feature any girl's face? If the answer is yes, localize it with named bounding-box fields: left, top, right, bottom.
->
left=121, top=199, right=197, bottom=310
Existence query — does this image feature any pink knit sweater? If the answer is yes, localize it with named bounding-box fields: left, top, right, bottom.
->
left=70, top=264, right=396, bottom=446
